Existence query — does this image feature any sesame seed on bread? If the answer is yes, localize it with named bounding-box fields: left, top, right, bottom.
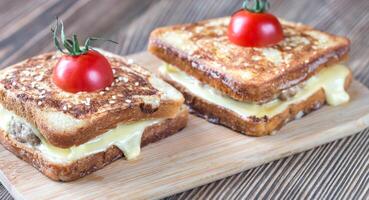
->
left=149, top=17, right=350, bottom=103
left=0, top=50, right=184, bottom=148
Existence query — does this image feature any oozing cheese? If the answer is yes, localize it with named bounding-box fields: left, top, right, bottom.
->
left=0, top=105, right=161, bottom=163
left=161, top=64, right=350, bottom=118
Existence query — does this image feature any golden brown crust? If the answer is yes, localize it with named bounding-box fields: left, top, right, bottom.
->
left=0, top=94, right=183, bottom=148
left=161, top=71, right=352, bottom=136
left=0, top=51, right=184, bottom=148
left=0, top=107, right=188, bottom=182
left=148, top=17, right=350, bottom=103
left=149, top=42, right=348, bottom=104
left=0, top=52, right=167, bottom=118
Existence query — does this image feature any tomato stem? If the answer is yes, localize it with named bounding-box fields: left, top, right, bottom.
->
left=51, top=18, right=118, bottom=56
left=242, top=0, right=270, bottom=13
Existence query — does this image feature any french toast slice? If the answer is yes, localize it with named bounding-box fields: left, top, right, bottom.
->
left=0, top=106, right=188, bottom=181
left=160, top=64, right=352, bottom=136
left=149, top=17, right=350, bottom=103
left=0, top=51, right=184, bottom=148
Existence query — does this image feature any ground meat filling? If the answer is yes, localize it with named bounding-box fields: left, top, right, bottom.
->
left=8, top=117, right=41, bottom=146
left=278, top=82, right=305, bottom=101
left=278, top=87, right=299, bottom=101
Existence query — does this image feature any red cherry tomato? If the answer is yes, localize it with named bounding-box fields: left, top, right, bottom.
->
left=52, top=50, right=114, bottom=93
left=228, top=10, right=283, bottom=47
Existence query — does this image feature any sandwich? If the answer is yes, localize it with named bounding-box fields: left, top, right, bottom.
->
left=0, top=20, right=188, bottom=181
left=148, top=1, right=351, bottom=136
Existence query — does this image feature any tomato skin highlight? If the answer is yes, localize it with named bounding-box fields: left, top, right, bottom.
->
left=228, top=10, right=284, bottom=47
left=52, top=50, right=114, bottom=93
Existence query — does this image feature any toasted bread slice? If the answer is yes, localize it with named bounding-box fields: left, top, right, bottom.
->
left=0, top=106, right=188, bottom=181
left=160, top=65, right=352, bottom=136
left=0, top=50, right=184, bottom=148
left=149, top=17, right=350, bottom=103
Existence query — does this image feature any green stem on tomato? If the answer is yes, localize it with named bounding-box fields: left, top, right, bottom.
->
left=51, top=18, right=118, bottom=56
left=242, top=0, right=270, bottom=13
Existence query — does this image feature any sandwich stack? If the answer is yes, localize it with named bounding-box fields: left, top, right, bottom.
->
left=149, top=17, right=351, bottom=136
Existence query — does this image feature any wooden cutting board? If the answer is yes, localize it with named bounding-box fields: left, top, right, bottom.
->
left=1, top=52, right=369, bottom=200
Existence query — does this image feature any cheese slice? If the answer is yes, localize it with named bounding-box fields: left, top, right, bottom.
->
left=161, top=64, right=350, bottom=119
left=0, top=105, right=161, bottom=163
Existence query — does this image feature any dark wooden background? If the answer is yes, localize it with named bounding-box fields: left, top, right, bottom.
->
left=1, top=0, right=369, bottom=199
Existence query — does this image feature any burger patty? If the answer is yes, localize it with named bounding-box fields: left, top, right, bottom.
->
left=8, top=117, right=41, bottom=146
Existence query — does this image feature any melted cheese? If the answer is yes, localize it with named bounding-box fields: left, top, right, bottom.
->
left=0, top=108, right=12, bottom=131
left=161, top=64, right=350, bottom=118
left=0, top=105, right=161, bottom=163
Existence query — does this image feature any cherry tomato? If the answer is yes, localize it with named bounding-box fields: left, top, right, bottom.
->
left=52, top=50, right=114, bottom=93
left=228, top=9, right=283, bottom=47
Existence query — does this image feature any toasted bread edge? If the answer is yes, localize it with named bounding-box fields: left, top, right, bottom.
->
left=0, top=50, right=185, bottom=148
left=161, top=70, right=352, bottom=136
left=149, top=28, right=350, bottom=104
left=0, top=106, right=188, bottom=181
left=0, top=92, right=184, bottom=148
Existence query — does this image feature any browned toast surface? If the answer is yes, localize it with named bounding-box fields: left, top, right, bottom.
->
left=161, top=69, right=352, bottom=136
left=0, top=51, right=184, bottom=148
left=149, top=17, right=350, bottom=103
left=0, top=106, right=188, bottom=182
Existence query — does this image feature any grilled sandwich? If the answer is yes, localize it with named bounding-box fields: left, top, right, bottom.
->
left=149, top=17, right=351, bottom=136
left=0, top=50, right=188, bottom=181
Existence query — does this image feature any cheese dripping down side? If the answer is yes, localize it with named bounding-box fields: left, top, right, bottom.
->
left=161, top=64, right=350, bottom=119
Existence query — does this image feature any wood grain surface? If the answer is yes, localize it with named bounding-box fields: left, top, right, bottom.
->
left=0, top=51, right=369, bottom=200
left=0, top=0, right=369, bottom=199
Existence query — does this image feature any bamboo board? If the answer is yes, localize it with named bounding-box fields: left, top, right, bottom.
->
left=0, top=52, right=369, bottom=200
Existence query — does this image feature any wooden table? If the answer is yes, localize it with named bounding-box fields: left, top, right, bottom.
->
left=1, top=0, right=369, bottom=199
